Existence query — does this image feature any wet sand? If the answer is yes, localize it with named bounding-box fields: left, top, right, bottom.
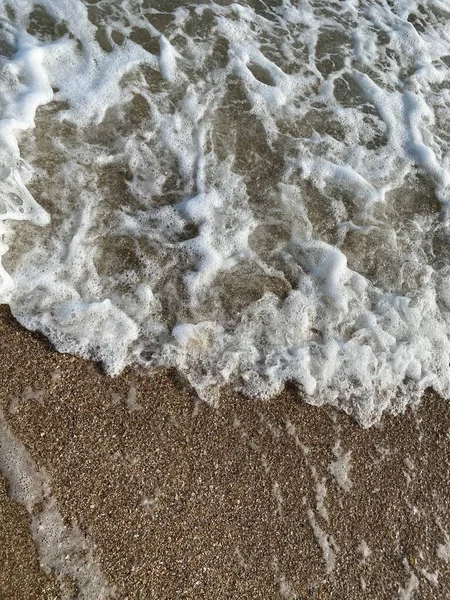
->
left=0, top=304, right=449, bottom=599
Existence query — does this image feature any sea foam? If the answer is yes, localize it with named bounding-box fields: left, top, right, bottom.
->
left=1, top=0, right=450, bottom=425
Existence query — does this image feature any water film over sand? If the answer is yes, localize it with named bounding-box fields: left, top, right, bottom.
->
left=0, top=306, right=450, bottom=598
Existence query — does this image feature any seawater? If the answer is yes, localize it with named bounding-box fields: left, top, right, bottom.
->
left=1, top=0, right=450, bottom=425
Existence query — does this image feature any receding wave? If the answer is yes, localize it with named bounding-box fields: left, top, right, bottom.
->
left=1, top=0, right=450, bottom=424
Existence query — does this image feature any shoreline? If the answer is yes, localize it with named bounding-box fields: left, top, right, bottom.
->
left=0, top=304, right=449, bottom=598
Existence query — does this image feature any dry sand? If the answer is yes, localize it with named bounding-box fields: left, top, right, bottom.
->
left=0, top=304, right=449, bottom=599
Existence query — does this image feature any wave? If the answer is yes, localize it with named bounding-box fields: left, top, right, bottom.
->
left=1, top=0, right=450, bottom=425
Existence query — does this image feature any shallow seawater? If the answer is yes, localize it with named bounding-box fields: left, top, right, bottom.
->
left=1, top=0, right=450, bottom=424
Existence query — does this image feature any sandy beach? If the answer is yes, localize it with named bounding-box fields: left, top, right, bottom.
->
left=2, top=0, right=450, bottom=598
left=0, top=303, right=448, bottom=599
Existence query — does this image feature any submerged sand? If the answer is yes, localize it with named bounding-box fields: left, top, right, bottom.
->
left=0, top=304, right=449, bottom=599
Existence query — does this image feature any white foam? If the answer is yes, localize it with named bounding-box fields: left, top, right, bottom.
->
left=1, top=0, right=450, bottom=424
left=399, top=559, right=420, bottom=600
left=328, top=441, right=353, bottom=492
left=307, top=506, right=338, bottom=574
left=0, top=407, right=115, bottom=598
left=437, top=534, right=450, bottom=563
left=357, top=540, right=372, bottom=560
